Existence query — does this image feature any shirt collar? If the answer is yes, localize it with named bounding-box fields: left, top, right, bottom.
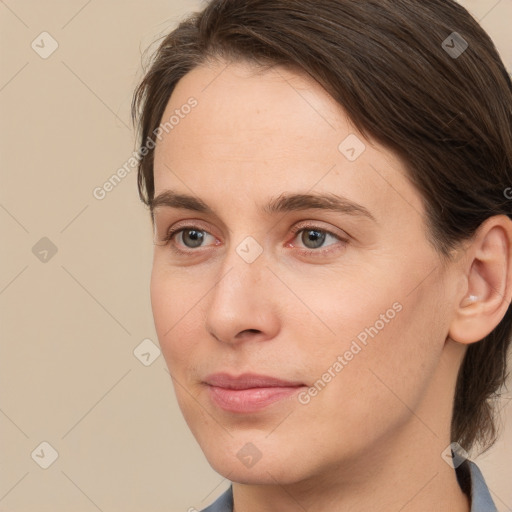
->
left=455, top=457, right=498, bottom=512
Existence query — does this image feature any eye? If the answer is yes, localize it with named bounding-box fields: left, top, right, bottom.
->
left=176, top=228, right=214, bottom=248
left=288, top=224, right=348, bottom=255
left=159, top=225, right=218, bottom=253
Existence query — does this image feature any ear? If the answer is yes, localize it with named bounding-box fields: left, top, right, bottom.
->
left=449, top=215, right=512, bottom=345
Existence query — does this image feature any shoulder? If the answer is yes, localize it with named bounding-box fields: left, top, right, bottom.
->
left=199, top=486, right=233, bottom=512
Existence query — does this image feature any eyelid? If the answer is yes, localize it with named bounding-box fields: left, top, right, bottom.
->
left=159, top=222, right=217, bottom=246
left=290, top=221, right=350, bottom=242
left=155, top=219, right=214, bottom=243
left=288, top=221, right=348, bottom=240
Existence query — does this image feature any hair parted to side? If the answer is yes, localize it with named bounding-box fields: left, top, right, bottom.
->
left=131, top=0, right=512, bottom=456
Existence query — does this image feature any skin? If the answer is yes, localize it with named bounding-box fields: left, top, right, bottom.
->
left=149, top=59, right=512, bottom=511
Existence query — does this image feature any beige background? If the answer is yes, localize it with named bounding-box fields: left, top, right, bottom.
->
left=0, top=1, right=511, bottom=511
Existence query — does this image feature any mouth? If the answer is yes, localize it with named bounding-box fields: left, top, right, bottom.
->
left=203, top=373, right=307, bottom=413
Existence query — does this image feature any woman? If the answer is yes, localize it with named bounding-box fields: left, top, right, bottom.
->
left=132, top=1, right=512, bottom=510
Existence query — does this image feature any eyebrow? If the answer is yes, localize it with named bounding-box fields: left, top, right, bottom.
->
left=150, top=190, right=377, bottom=222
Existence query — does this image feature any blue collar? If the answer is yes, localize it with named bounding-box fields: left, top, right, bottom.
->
left=455, top=457, right=498, bottom=512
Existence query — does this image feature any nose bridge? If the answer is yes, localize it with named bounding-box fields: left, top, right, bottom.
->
left=210, top=234, right=267, bottom=309
left=204, top=233, right=277, bottom=342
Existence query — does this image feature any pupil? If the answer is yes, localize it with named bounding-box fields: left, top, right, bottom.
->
left=303, top=229, right=325, bottom=249
left=185, top=230, right=204, bottom=247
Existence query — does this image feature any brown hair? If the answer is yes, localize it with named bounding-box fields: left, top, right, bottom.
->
left=131, top=0, right=512, bottom=456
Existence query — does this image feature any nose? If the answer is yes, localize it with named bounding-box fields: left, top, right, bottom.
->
left=204, top=241, right=281, bottom=345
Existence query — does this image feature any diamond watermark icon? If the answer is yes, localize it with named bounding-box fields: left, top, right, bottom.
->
left=236, top=236, right=263, bottom=264
left=442, top=32, right=468, bottom=59
left=31, top=32, right=59, bottom=59
left=441, top=441, right=469, bottom=469
left=236, top=442, right=262, bottom=468
left=31, top=441, right=59, bottom=469
left=32, top=237, right=58, bottom=263
left=338, top=134, right=366, bottom=162
left=134, top=338, right=161, bottom=366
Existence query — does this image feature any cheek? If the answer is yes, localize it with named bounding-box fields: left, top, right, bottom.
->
left=149, top=264, right=200, bottom=371
left=301, top=270, right=446, bottom=420
left=338, top=292, right=443, bottom=417
left=150, top=269, right=211, bottom=438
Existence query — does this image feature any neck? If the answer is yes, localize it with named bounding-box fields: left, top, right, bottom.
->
left=232, top=423, right=471, bottom=512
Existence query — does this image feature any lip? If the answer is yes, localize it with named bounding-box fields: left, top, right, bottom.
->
left=204, top=373, right=306, bottom=413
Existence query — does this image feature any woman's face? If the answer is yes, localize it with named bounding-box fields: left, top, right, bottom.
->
left=150, top=59, right=463, bottom=484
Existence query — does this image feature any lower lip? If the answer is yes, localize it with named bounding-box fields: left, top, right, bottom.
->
left=207, top=385, right=304, bottom=413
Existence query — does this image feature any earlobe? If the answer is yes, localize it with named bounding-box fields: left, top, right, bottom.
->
left=448, top=215, right=512, bottom=345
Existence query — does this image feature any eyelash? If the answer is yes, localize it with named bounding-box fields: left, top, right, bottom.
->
left=159, top=223, right=349, bottom=258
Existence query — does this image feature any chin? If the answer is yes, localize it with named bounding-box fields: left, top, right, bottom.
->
left=207, top=455, right=294, bottom=485
left=198, top=436, right=311, bottom=485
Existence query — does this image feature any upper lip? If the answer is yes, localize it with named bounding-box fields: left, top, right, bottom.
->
left=204, top=373, right=305, bottom=389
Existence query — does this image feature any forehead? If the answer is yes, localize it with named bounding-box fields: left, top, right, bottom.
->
left=152, top=60, right=425, bottom=225
left=157, top=60, right=346, bottom=160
